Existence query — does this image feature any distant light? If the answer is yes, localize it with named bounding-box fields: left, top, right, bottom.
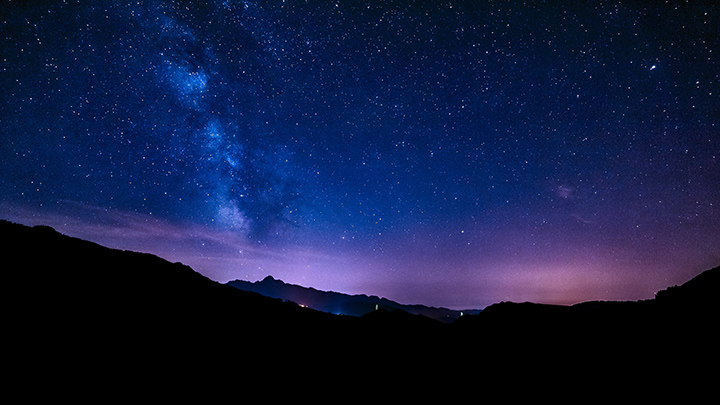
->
left=650, top=65, right=656, bottom=70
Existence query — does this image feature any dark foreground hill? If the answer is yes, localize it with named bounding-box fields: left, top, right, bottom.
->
left=2, top=220, right=449, bottom=385
left=2, top=220, right=717, bottom=396
left=227, top=276, right=481, bottom=322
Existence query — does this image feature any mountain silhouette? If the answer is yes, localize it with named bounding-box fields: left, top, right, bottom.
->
left=227, top=275, right=481, bottom=322
left=1, top=220, right=447, bottom=378
left=3, top=219, right=717, bottom=397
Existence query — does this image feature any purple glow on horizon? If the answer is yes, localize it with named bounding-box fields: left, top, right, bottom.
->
left=4, top=201, right=716, bottom=310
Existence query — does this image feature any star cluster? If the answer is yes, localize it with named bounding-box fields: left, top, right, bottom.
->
left=2, top=1, right=719, bottom=309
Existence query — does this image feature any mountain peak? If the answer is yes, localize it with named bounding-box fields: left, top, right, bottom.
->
left=260, top=275, right=283, bottom=284
left=228, top=275, right=475, bottom=322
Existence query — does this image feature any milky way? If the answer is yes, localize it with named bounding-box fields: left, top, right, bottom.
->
left=2, top=1, right=719, bottom=309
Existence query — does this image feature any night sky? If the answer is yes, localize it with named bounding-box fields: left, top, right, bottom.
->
left=2, top=0, right=719, bottom=309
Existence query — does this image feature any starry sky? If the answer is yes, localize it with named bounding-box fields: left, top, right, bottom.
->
left=2, top=0, right=719, bottom=309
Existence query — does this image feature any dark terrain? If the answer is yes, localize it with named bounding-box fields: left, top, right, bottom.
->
left=3, top=220, right=717, bottom=395
left=228, top=275, right=481, bottom=322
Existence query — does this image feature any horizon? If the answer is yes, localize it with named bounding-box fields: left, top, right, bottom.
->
left=2, top=211, right=717, bottom=311
left=2, top=1, right=719, bottom=311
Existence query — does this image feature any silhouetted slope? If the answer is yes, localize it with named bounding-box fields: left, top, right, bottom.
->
left=2, top=220, right=357, bottom=379
left=3, top=220, right=324, bottom=327
left=1, top=221, right=444, bottom=369
left=3, top=219, right=717, bottom=395
left=452, top=266, right=719, bottom=370
left=227, top=275, right=479, bottom=322
left=654, top=266, right=719, bottom=308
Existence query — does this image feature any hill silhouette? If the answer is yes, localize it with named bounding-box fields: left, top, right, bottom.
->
left=3, top=219, right=717, bottom=396
left=1, top=220, right=448, bottom=380
left=227, top=275, right=481, bottom=322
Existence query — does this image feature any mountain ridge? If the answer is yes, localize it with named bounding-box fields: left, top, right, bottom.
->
left=227, top=275, right=482, bottom=322
left=3, top=219, right=717, bottom=394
